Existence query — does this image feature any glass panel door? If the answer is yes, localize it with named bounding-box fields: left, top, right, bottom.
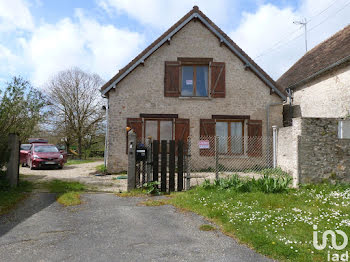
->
left=160, top=121, right=173, bottom=141
left=216, top=122, right=228, bottom=154
left=145, top=120, right=157, bottom=140
left=231, top=122, right=243, bottom=153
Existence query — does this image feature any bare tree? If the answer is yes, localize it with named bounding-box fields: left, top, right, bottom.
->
left=47, top=68, right=105, bottom=158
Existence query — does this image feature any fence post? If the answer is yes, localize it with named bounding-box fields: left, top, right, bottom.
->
left=215, top=136, right=219, bottom=181
left=272, top=125, right=277, bottom=169
left=146, top=137, right=152, bottom=183
left=185, top=137, right=191, bottom=190
left=6, top=133, right=20, bottom=187
left=127, top=130, right=137, bottom=191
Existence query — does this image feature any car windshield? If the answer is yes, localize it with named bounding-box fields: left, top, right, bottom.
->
left=20, top=145, right=31, bottom=150
left=34, top=146, right=59, bottom=153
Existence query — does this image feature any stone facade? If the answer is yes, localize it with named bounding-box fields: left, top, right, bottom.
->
left=106, top=20, right=283, bottom=173
left=292, top=64, right=350, bottom=118
left=277, top=117, right=350, bottom=184
left=298, top=118, right=350, bottom=183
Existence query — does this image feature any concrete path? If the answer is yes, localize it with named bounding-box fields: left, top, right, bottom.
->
left=0, top=193, right=272, bottom=262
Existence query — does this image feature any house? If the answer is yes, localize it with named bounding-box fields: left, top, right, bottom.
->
left=101, top=6, right=286, bottom=173
left=276, top=25, right=350, bottom=185
left=278, top=25, right=350, bottom=119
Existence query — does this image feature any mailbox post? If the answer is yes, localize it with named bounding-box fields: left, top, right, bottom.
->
left=127, top=130, right=137, bottom=191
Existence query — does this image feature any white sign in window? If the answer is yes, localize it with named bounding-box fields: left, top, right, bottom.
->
left=338, top=120, right=350, bottom=139
left=199, top=140, right=210, bottom=149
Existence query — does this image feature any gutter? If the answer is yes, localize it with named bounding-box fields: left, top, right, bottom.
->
left=289, top=54, right=350, bottom=90
left=101, top=12, right=286, bottom=101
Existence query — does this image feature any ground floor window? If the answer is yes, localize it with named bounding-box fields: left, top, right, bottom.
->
left=145, top=119, right=173, bottom=141
left=215, top=120, right=244, bottom=154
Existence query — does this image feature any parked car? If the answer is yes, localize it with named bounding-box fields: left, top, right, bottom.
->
left=26, top=144, right=65, bottom=170
left=20, top=144, right=31, bottom=167
left=28, top=138, right=48, bottom=144
left=56, top=144, right=68, bottom=163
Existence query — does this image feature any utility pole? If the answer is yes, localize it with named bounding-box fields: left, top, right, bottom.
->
left=294, top=18, right=308, bottom=53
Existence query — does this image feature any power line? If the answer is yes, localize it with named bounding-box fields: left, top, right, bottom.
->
left=253, top=0, right=350, bottom=59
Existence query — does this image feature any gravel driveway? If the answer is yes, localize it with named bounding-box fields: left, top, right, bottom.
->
left=0, top=193, right=272, bottom=262
left=20, top=161, right=127, bottom=192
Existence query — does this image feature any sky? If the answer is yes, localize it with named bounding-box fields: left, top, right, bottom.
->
left=0, top=0, right=349, bottom=89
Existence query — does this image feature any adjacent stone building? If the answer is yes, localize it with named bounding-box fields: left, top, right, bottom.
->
left=101, top=6, right=285, bottom=173
left=276, top=25, right=350, bottom=185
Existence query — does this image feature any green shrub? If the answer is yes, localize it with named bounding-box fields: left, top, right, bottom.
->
left=143, top=181, right=161, bottom=195
left=202, top=173, right=292, bottom=194
left=256, top=174, right=292, bottom=193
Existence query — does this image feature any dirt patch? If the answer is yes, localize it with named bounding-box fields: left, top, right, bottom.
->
left=20, top=161, right=127, bottom=192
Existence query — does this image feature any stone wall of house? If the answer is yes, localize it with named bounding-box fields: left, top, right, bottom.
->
left=277, top=118, right=302, bottom=187
left=293, top=64, right=350, bottom=118
left=298, top=118, right=350, bottom=183
left=106, top=19, right=283, bottom=173
left=277, top=117, right=350, bottom=185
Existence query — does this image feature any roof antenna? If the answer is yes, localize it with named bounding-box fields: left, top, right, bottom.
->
left=293, top=18, right=308, bottom=53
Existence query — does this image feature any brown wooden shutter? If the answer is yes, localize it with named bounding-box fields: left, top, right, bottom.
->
left=200, top=119, right=216, bottom=156
left=175, top=119, right=189, bottom=142
left=210, top=62, right=225, bottom=98
left=175, top=118, right=189, bottom=155
left=126, top=118, right=143, bottom=154
left=164, top=61, right=180, bottom=97
left=247, top=120, right=262, bottom=157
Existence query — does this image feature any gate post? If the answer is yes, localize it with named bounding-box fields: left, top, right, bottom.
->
left=272, top=125, right=278, bottom=169
left=127, top=130, right=137, bottom=191
left=185, top=137, right=191, bottom=190
left=215, top=136, right=219, bottom=181
left=146, top=137, right=152, bottom=183
left=6, top=133, right=20, bottom=187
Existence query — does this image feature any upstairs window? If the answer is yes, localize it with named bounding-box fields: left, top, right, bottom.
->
left=181, top=65, right=208, bottom=97
left=164, top=58, right=225, bottom=98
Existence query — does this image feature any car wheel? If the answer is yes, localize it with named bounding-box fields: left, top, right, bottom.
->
left=58, top=165, right=63, bottom=170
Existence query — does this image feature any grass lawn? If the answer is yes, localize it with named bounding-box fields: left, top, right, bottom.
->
left=167, top=181, right=350, bottom=262
left=66, top=159, right=99, bottom=166
left=0, top=177, right=33, bottom=215
left=44, top=179, right=86, bottom=206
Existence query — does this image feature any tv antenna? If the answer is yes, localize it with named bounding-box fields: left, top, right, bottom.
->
left=293, top=18, right=308, bottom=53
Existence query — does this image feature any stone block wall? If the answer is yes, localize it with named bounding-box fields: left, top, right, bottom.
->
left=277, top=117, right=350, bottom=185
left=298, top=118, right=350, bottom=183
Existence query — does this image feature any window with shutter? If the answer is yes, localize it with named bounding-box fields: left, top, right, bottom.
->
left=126, top=118, right=143, bottom=154
left=210, top=62, right=225, bottom=98
left=164, top=61, right=181, bottom=97
left=200, top=119, right=216, bottom=156
left=247, top=120, right=262, bottom=157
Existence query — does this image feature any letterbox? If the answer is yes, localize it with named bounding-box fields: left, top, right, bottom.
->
left=136, top=143, right=147, bottom=161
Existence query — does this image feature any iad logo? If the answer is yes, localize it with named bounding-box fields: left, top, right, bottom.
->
left=313, top=225, right=349, bottom=261
left=313, top=225, right=348, bottom=250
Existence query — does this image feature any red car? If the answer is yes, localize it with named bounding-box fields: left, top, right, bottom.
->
left=26, top=144, right=65, bottom=170
left=20, top=144, right=31, bottom=166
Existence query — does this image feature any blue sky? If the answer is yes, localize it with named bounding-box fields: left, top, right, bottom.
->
left=0, top=0, right=349, bottom=88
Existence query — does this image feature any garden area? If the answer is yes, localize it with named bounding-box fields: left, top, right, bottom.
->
left=161, top=174, right=350, bottom=262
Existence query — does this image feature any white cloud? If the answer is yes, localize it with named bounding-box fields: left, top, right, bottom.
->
left=20, top=10, right=145, bottom=87
left=0, top=44, right=21, bottom=75
left=230, top=0, right=350, bottom=79
left=97, top=0, right=232, bottom=29
left=0, top=0, right=34, bottom=31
